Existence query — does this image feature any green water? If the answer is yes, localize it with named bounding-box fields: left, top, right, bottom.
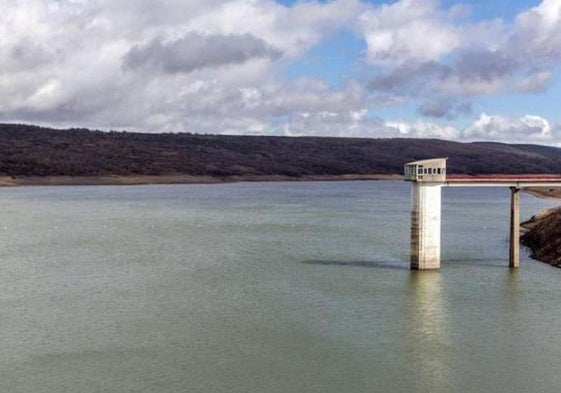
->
left=1, top=181, right=560, bottom=392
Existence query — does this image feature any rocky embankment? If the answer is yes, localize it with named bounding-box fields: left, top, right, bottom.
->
left=521, top=191, right=561, bottom=267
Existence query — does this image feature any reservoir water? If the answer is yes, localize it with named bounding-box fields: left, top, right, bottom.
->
left=1, top=181, right=561, bottom=393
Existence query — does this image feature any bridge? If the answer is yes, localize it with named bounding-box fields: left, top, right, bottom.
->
left=405, top=159, right=561, bottom=270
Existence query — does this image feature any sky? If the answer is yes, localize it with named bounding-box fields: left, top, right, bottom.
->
left=1, top=0, right=561, bottom=145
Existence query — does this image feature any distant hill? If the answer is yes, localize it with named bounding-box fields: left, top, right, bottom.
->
left=1, top=123, right=561, bottom=178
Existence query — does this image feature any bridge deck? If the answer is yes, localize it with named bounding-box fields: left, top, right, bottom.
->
left=444, top=175, right=561, bottom=188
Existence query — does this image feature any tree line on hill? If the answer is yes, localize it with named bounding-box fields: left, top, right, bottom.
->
left=1, top=123, right=561, bottom=177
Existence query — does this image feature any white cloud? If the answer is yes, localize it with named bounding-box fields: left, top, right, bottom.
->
left=373, top=113, right=559, bottom=144
left=383, top=119, right=460, bottom=139
left=516, top=71, right=553, bottom=93
left=512, top=0, right=561, bottom=60
left=181, top=0, right=363, bottom=58
left=462, top=113, right=555, bottom=143
left=0, top=0, right=560, bottom=145
left=359, top=0, right=461, bottom=64
left=361, top=0, right=561, bottom=119
left=280, top=108, right=383, bottom=137
left=0, top=0, right=366, bottom=133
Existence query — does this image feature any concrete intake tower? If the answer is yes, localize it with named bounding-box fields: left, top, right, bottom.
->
left=405, top=159, right=446, bottom=270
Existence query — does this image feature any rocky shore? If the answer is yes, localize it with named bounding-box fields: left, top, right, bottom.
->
left=521, top=188, right=561, bottom=268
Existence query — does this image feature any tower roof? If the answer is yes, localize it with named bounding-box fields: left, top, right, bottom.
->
left=405, top=158, right=447, bottom=166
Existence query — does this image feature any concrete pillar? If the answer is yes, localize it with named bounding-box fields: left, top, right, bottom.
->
left=509, top=187, right=520, bottom=268
left=410, top=182, right=443, bottom=270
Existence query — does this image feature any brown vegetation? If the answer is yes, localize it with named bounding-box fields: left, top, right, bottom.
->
left=2, top=123, right=561, bottom=179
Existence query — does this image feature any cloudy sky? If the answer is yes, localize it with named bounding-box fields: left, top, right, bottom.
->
left=1, top=0, right=561, bottom=144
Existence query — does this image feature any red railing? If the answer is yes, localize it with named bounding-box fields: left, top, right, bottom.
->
left=447, top=174, right=561, bottom=181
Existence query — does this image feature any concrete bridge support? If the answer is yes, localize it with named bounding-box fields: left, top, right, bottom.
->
left=509, top=187, right=520, bottom=268
left=410, top=182, right=443, bottom=270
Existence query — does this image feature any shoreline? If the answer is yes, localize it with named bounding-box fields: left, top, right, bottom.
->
left=1, top=176, right=560, bottom=191
left=0, top=173, right=404, bottom=187
left=524, top=187, right=561, bottom=200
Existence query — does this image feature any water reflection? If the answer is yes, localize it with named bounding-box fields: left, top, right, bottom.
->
left=501, top=268, right=521, bottom=337
left=503, top=268, right=520, bottom=295
left=403, top=272, right=455, bottom=393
